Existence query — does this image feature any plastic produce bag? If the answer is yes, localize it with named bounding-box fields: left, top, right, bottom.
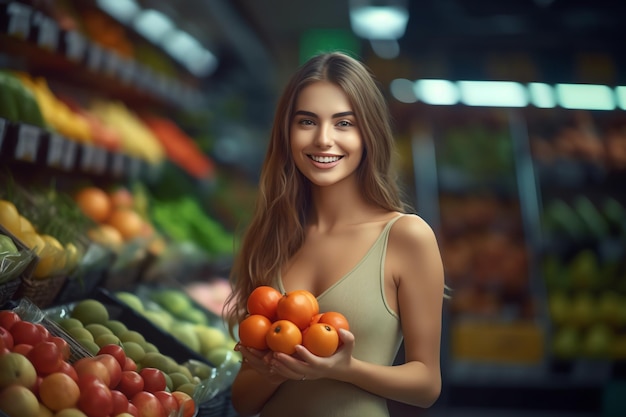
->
left=0, top=234, right=36, bottom=284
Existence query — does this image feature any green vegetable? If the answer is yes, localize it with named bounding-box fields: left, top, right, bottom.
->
left=0, top=234, right=18, bottom=254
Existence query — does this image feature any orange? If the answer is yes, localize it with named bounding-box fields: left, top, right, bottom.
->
left=75, top=187, right=112, bottom=223
left=107, top=209, right=144, bottom=241
left=303, top=323, right=339, bottom=357
left=39, top=372, right=80, bottom=411
left=238, top=314, right=272, bottom=350
left=266, top=320, right=302, bottom=355
left=276, top=290, right=319, bottom=330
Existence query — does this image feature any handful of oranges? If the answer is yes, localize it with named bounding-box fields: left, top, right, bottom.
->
left=238, top=286, right=350, bottom=357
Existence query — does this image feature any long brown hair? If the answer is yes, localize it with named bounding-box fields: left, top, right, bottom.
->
left=223, top=52, right=408, bottom=334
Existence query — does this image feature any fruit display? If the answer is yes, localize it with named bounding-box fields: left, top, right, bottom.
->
left=238, top=286, right=350, bottom=357
left=0, top=305, right=197, bottom=417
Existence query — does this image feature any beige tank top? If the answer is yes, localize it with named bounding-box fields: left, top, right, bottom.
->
left=261, top=215, right=405, bottom=417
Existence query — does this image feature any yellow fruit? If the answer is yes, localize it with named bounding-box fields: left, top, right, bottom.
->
left=87, top=224, right=123, bottom=251
left=0, top=384, right=39, bottom=417
left=0, top=200, right=20, bottom=235
left=0, top=353, right=37, bottom=389
left=19, top=215, right=35, bottom=233
left=18, top=231, right=45, bottom=255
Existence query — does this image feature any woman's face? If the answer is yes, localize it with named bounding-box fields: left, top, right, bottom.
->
left=290, top=81, right=363, bottom=188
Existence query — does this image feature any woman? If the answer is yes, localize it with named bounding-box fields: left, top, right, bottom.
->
left=224, top=52, right=445, bottom=417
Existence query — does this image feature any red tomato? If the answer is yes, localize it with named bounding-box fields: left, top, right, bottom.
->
left=48, top=336, right=71, bottom=361
left=10, top=321, right=44, bottom=346
left=0, top=310, right=21, bottom=330
left=303, top=323, right=339, bottom=357
left=93, top=353, right=122, bottom=388
left=172, top=391, right=195, bottom=417
left=154, top=390, right=179, bottom=416
left=74, top=357, right=111, bottom=387
left=78, top=374, right=114, bottom=417
left=123, top=356, right=137, bottom=371
left=238, top=314, right=272, bottom=350
left=127, top=402, right=140, bottom=417
left=27, top=341, right=62, bottom=374
left=110, top=389, right=130, bottom=416
left=35, top=323, right=50, bottom=341
left=98, top=344, right=126, bottom=369
left=247, top=286, right=283, bottom=320
left=139, top=368, right=166, bottom=393
left=266, top=319, right=302, bottom=355
left=131, top=391, right=166, bottom=417
left=11, top=343, right=33, bottom=356
left=277, top=290, right=319, bottom=330
left=0, top=326, right=14, bottom=350
left=117, top=370, right=144, bottom=399
left=57, top=360, right=79, bottom=382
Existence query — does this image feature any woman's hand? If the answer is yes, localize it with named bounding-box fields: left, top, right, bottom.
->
left=235, top=344, right=288, bottom=385
left=268, top=329, right=356, bottom=381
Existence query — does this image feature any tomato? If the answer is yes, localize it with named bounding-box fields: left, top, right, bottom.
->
left=57, top=360, right=79, bottom=382
left=39, top=372, right=80, bottom=411
left=238, top=314, right=272, bottom=350
left=154, top=390, right=179, bottom=416
left=247, top=286, right=283, bottom=320
left=98, top=344, right=127, bottom=368
left=266, top=319, right=302, bottom=355
left=171, top=391, right=195, bottom=417
left=74, top=357, right=111, bottom=387
left=93, top=353, right=122, bottom=388
left=77, top=374, right=114, bottom=417
left=48, top=336, right=71, bottom=361
left=319, top=311, right=350, bottom=345
left=35, top=323, right=50, bottom=341
left=0, top=310, right=21, bottom=330
left=117, top=370, right=144, bottom=399
left=139, top=367, right=167, bottom=393
left=124, top=356, right=138, bottom=372
left=131, top=391, right=166, bottom=417
left=27, top=340, right=62, bottom=374
left=0, top=326, right=14, bottom=350
left=110, top=389, right=130, bottom=416
left=11, top=343, right=33, bottom=356
left=303, top=323, right=339, bottom=357
left=127, top=402, right=140, bottom=417
left=277, top=290, right=319, bottom=330
left=10, top=321, right=44, bottom=346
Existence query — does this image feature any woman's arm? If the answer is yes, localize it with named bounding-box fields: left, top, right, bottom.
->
left=269, top=215, right=445, bottom=407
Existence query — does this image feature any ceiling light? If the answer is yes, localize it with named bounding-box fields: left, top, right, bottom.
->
left=96, top=0, right=139, bottom=24
left=459, top=81, right=528, bottom=107
left=414, top=79, right=459, bottom=105
left=390, top=78, right=417, bottom=103
left=528, top=83, right=556, bottom=108
left=556, top=83, right=615, bottom=110
left=133, top=9, right=175, bottom=44
left=350, top=4, right=409, bottom=40
left=616, top=86, right=626, bottom=110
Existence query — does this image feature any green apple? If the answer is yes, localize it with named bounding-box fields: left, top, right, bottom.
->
left=0, top=353, right=37, bottom=389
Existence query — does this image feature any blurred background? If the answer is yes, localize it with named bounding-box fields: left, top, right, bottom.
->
left=1, top=0, right=626, bottom=416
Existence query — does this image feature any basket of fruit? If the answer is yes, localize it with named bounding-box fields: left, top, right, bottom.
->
left=0, top=224, right=38, bottom=306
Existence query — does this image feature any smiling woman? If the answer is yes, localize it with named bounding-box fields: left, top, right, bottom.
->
left=224, top=52, right=445, bottom=417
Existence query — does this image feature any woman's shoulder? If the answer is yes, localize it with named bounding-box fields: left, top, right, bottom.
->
left=388, top=213, right=438, bottom=248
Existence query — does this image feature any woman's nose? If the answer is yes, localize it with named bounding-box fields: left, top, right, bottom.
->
left=314, top=124, right=333, bottom=148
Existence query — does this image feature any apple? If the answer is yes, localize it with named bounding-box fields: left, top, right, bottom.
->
left=0, top=352, right=37, bottom=389
left=0, top=384, right=39, bottom=416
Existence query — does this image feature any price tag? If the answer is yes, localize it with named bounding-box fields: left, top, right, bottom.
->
left=61, top=139, right=77, bottom=170
left=31, top=11, right=58, bottom=50
left=0, top=118, right=6, bottom=151
left=63, top=31, right=87, bottom=62
left=46, top=133, right=65, bottom=167
left=92, top=147, right=107, bottom=174
left=80, top=144, right=96, bottom=172
left=5, top=2, right=32, bottom=39
left=86, top=44, right=104, bottom=72
left=14, top=124, right=41, bottom=162
left=111, top=152, right=126, bottom=177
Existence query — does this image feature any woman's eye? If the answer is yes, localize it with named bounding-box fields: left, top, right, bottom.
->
left=337, top=120, right=353, bottom=127
left=298, top=119, right=314, bottom=126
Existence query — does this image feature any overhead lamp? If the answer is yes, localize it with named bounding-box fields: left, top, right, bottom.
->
left=414, top=79, right=459, bottom=105
left=349, top=0, right=409, bottom=40
left=162, top=30, right=218, bottom=77
left=556, top=83, right=615, bottom=110
left=96, top=0, right=139, bottom=24
left=390, top=78, right=417, bottom=103
left=459, top=81, right=528, bottom=107
left=133, top=9, right=175, bottom=44
left=528, top=83, right=556, bottom=108
left=616, top=86, right=626, bottom=110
